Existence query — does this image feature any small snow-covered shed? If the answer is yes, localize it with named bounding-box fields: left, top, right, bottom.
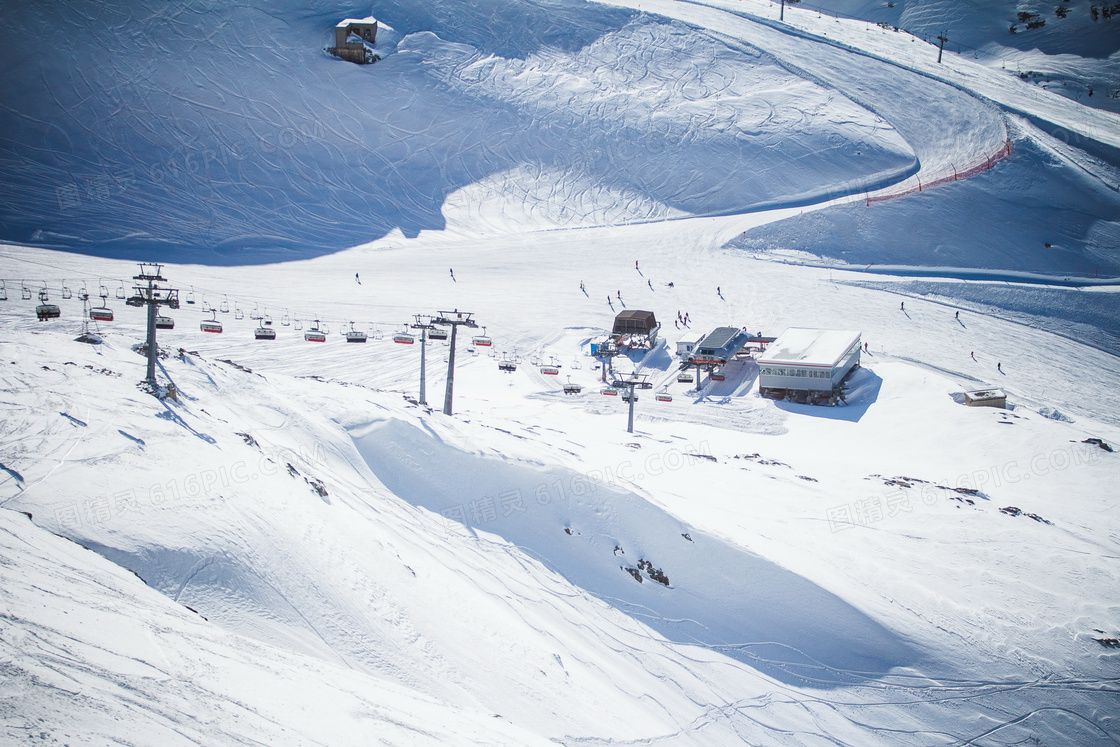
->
left=758, top=328, right=861, bottom=401
left=335, top=18, right=377, bottom=48
left=963, top=389, right=1006, bottom=409
left=329, top=18, right=379, bottom=64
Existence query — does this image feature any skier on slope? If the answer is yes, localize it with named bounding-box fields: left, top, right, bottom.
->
left=355, top=273, right=360, bottom=284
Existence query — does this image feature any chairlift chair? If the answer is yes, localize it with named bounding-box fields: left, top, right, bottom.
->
left=304, top=319, right=327, bottom=342
left=294, top=318, right=303, bottom=330
left=472, top=327, right=492, bottom=347
left=250, top=304, right=262, bottom=321
left=710, top=371, right=726, bottom=382
left=201, top=297, right=212, bottom=313
left=428, top=327, right=448, bottom=341
left=345, top=321, right=367, bottom=343
left=35, top=290, right=60, bottom=321
left=220, top=295, right=230, bottom=313
left=563, top=376, right=582, bottom=395
left=155, top=315, right=175, bottom=330
left=200, top=309, right=223, bottom=333
left=21, top=283, right=32, bottom=300
left=234, top=301, right=244, bottom=320
left=655, top=393, right=673, bottom=402
left=600, top=387, right=618, bottom=396
left=498, top=359, right=517, bottom=372
left=0, top=281, right=6, bottom=301
left=77, top=285, right=88, bottom=301
left=540, top=365, right=560, bottom=375
left=61, top=280, right=72, bottom=299
left=185, top=286, right=196, bottom=304
left=115, top=282, right=126, bottom=300
left=281, top=310, right=290, bottom=326
left=371, top=327, right=384, bottom=341
left=393, top=325, right=415, bottom=344
left=90, top=290, right=114, bottom=321
left=255, top=317, right=276, bottom=340
left=530, top=354, right=541, bottom=367
left=570, top=357, right=582, bottom=370
left=677, top=372, right=694, bottom=383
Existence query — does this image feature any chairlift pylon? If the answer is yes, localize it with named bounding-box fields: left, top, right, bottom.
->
left=200, top=309, right=223, bottom=333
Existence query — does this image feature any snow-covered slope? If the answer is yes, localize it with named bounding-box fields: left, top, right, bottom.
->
left=0, top=0, right=915, bottom=260
left=3, top=230, right=1120, bottom=743
left=808, top=0, right=1120, bottom=112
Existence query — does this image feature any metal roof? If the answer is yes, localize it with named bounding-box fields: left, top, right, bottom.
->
left=758, top=328, right=861, bottom=367
left=612, top=310, right=657, bottom=334
left=697, top=326, right=741, bottom=351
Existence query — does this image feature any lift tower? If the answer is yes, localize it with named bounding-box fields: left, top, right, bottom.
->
left=410, top=314, right=439, bottom=407
left=433, top=309, right=477, bottom=416
left=126, top=263, right=179, bottom=386
left=612, top=372, right=652, bottom=434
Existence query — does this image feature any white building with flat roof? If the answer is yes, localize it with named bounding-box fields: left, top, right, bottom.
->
left=757, top=328, right=861, bottom=402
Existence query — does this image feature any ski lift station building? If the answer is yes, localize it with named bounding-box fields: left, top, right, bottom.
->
left=758, top=328, right=862, bottom=399
left=689, top=326, right=750, bottom=366
left=612, top=310, right=659, bottom=346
